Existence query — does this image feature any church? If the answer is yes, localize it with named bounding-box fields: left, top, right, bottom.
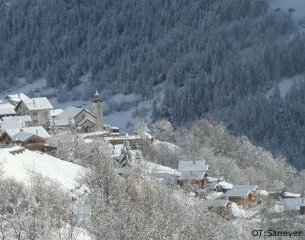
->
left=50, top=91, right=104, bottom=132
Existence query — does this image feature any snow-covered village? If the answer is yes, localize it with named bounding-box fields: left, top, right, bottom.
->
left=1, top=90, right=305, bottom=239
left=3, top=0, right=305, bottom=239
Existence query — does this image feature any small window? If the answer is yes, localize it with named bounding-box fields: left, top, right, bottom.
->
left=33, top=112, right=38, bottom=116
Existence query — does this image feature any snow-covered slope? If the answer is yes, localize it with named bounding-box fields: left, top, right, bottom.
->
left=266, top=74, right=305, bottom=99
left=0, top=146, right=84, bottom=189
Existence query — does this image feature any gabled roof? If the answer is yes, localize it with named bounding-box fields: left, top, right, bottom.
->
left=50, top=118, right=71, bottom=127
left=4, top=126, right=50, bottom=140
left=178, top=160, right=209, bottom=181
left=12, top=132, right=35, bottom=142
left=20, top=97, right=53, bottom=111
left=22, top=126, right=51, bottom=139
left=0, top=103, right=16, bottom=116
left=57, top=106, right=83, bottom=120
left=224, top=185, right=257, bottom=198
left=2, top=116, right=32, bottom=122
left=283, top=198, right=305, bottom=211
left=5, top=93, right=29, bottom=103
left=179, top=171, right=207, bottom=181
left=53, top=107, right=96, bottom=127
left=77, top=118, right=96, bottom=126
left=178, top=160, right=209, bottom=172
left=1, top=116, right=32, bottom=129
left=50, top=109, right=63, bottom=118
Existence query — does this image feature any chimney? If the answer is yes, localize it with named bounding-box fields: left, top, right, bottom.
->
left=36, top=129, right=38, bottom=135
left=18, top=93, right=20, bottom=98
left=33, top=99, right=36, bottom=107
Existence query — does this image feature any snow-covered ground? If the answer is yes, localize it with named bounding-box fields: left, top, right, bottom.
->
left=269, top=0, right=305, bottom=20
left=0, top=146, right=85, bottom=189
left=266, top=74, right=305, bottom=99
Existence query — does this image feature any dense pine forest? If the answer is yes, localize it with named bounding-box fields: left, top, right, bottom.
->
left=1, top=0, right=305, bottom=169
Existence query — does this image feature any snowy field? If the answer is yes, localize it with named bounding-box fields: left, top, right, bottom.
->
left=0, top=146, right=85, bottom=189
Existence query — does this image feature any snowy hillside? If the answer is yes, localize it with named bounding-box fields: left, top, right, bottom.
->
left=0, top=146, right=84, bottom=189
left=266, top=74, right=305, bottom=99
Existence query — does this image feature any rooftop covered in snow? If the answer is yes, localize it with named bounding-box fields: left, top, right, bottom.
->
left=4, top=126, right=51, bottom=140
left=20, top=97, right=53, bottom=111
left=224, top=185, right=258, bottom=198
left=283, top=198, right=305, bottom=211
left=178, top=160, right=209, bottom=181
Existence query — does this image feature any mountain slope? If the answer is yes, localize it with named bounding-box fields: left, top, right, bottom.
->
left=1, top=0, right=305, bottom=168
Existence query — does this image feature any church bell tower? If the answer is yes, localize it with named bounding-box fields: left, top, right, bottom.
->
left=92, top=90, right=103, bottom=131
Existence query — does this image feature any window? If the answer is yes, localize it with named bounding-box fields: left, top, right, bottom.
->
left=32, top=112, right=38, bottom=116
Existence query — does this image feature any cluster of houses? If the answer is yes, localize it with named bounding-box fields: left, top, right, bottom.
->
left=177, top=160, right=305, bottom=217
left=0, top=91, right=110, bottom=150
left=1, top=91, right=304, bottom=219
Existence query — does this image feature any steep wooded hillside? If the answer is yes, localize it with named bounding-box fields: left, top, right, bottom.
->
left=1, top=0, right=305, bottom=168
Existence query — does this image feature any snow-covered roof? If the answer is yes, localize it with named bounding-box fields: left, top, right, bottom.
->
left=282, top=192, right=301, bottom=198
left=283, top=198, right=305, bottom=211
left=5, top=93, right=29, bottom=103
left=0, top=103, right=16, bottom=116
left=50, top=118, right=71, bottom=127
left=52, top=107, right=96, bottom=127
left=0, top=108, right=16, bottom=116
left=50, top=109, right=63, bottom=117
left=12, top=132, right=35, bottom=142
left=57, top=106, right=84, bottom=120
left=2, top=115, right=32, bottom=122
left=21, top=97, right=53, bottom=111
left=178, top=160, right=209, bottom=172
left=178, top=160, right=209, bottom=180
left=77, top=118, right=96, bottom=126
left=206, top=199, right=230, bottom=208
left=5, top=126, right=50, bottom=140
left=1, top=116, right=32, bottom=129
left=218, top=181, right=233, bottom=190
left=179, top=171, right=207, bottom=181
left=224, top=185, right=257, bottom=198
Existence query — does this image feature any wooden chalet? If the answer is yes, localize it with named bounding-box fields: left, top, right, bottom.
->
left=177, top=160, right=209, bottom=187
left=223, top=185, right=257, bottom=207
left=0, top=126, right=51, bottom=151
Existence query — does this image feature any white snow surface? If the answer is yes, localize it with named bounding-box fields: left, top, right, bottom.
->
left=266, top=74, right=305, bottom=99
left=219, top=181, right=233, bottom=190
left=153, top=140, right=180, bottom=152
left=0, top=146, right=84, bottom=189
left=256, top=190, right=269, bottom=197
left=282, top=192, right=301, bottom=198
left=141, top=160, right=180, bottom=176
left=230, top=203, right=246, bottom=218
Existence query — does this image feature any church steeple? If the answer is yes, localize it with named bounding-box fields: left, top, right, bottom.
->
left=92, top=90, right=103, bottom=131
left=93, top=90, right=101, bottom=102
